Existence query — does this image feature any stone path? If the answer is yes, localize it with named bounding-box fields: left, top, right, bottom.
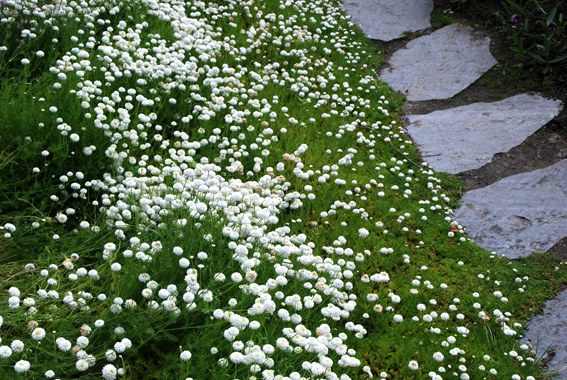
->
left=379, top=24, right=497, bottom=101
left=341, top=0, right=434, bottom=42
left=520, top=290, right=567, bottom=376
left=453, top=159, right=567, bottom=259
left=406, top=94, right=563, bottom=173
left=342, top=1, right=567, bottom=376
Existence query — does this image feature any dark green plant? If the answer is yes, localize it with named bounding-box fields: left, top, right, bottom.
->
left=450, top=0, right=469, bottom=7
left=502, top=0, right=567, bottom=73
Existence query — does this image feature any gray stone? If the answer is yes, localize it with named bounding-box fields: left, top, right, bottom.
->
left=379, top=23, right=498, bottom=101
left=521, top=289, right=567, bottom=377
left=452, top=159, right=567, bottom=259
left=341, top=0, right=433, bottom=42
left=405, top=94, right=564, bottom=174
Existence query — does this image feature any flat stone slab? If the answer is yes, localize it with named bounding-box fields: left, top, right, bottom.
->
left=406, top=94, right=564, bottom=173
left=453, top=159, right=567, bottom=259
left=379, top=23, right=498, bottom=101
left=521, top=289, right=567, bottom=377
left=341, top=0, right=433, bottom=42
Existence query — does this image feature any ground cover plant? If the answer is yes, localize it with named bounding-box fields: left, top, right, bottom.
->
left=1, top=0, right=567, bottom=379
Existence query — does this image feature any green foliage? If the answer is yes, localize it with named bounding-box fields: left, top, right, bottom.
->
left=450, top=0, right=469, bottom=7
left=502, top=0, right=567, bottom=73
left=0, top=0, right=566, bottom=379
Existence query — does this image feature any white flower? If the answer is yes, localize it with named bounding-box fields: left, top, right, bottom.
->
left=57, top=339, right=71, bottom=352
left=14, top=360, right=31, bottom=373
left=22, top=297, right=35, bottom=306
left=180, top=350, right=192, bottom=361
left=179, top=258, right=190, bottom=268
left=433, top=352, right=444, bottom=362
left=77, top=336, right=89, bottom=348
left=114, top=342, right=126, bottom=353
left=202, top=291, right=213, bottom=302
left=104, top=243, right=116, bottom=251
left=11, top=340, right=24, bottom=353
left=249, top=321, right=261, bottom=329
left=183, top=292, right=195, bottom=303
left=105, top=349, right=117, bottom=361
left=0, top=346, right=12, bottom=359
left=70, top=134, right=80, bottom=142
left=9, top=296, right=20, bottom=309
left=311, top=363, right=326, bottom=375
left=503, top=328, right=517, bottom=336
left=31, top=328, right=46, bottom=341
left=102, top=364, right=118, bottom=380
left=276, top=338, right=289, bottom=350
left=76, top=360, right=89, bottom=371
left=408, top=360, right=419, bottom=370
left=158, top=289, right=170, bottom=300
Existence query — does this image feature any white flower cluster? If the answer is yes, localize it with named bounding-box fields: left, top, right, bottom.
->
left=0, top=0, right=538, bottom=378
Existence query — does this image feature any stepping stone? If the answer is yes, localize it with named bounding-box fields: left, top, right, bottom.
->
left=405, top=94, right=564, bottom=174
left=452, top=159, right=567, bottom=259
left=341, top=0, right=433, bottom=42
left=521, top=289, right=567, bottom=377
left=379, top=23, right=497, bottom=101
